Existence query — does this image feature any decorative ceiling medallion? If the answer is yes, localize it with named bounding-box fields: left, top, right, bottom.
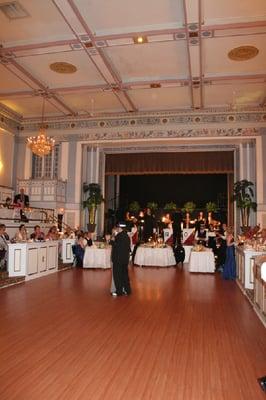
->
left=228, top=46, right=259, bottom=61
left=50, top=62, right=77, bottom=74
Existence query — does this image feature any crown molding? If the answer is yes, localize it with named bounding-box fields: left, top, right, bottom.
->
left=0, top=103, right=22, bottom=122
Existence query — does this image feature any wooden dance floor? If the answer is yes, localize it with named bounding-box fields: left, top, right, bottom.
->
left=0, top=267, right=265, bottom=400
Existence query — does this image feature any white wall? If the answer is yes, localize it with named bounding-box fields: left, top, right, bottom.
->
left=0, top=129, right=15, bottom=187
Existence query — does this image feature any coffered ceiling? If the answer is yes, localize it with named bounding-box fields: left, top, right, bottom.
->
left=0, top=0, right=265, bottom=120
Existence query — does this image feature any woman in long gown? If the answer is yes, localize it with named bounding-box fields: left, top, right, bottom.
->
left=222, top=232, right=236, bottom=280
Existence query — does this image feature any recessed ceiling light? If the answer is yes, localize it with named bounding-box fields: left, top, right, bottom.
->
left=133, top=36, right=148, bottom=44
left=228, top=46, right=259, bottom=61
left=50, top=62, right=77, bottom=74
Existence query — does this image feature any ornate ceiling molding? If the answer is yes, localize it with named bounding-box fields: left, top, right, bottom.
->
left=0, top=104, right=21, bottom=133
left=19, top=110, right=266, bottom=133
left=17, top=127, right=260, bottom=144
left=0, top=103, right=22, bottom=122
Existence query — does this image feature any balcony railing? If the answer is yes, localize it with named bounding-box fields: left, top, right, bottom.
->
left=17, top=179, right=66, bottom=203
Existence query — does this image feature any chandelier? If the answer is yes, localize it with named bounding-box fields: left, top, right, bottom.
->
left=27, top=97, right=55, bottom=157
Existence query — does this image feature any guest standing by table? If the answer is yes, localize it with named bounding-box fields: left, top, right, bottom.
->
left=143, top=208, right=155, bottom=242
left=194, top=224, right=208, bottom=246
left=222, top=230, right=236, bottom=280
left=172, top=209, right=182, bottom=247
left=110, top=222, right=131, bottom=296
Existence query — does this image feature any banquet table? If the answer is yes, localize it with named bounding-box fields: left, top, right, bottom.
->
left=134, top=245, right=176, bottom=267
left=83, top=246, right=111, bottom=269
left=188, top=248, right=215, bottom=273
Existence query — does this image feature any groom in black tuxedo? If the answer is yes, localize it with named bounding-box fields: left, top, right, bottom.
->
left=110, top=222, right=131, bottom=296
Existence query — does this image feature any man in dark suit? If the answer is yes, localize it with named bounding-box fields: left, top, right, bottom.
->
left=143, top=208, right=155, bottom=242
left=14, top=188, right=29, bottom=208
left=172, top=209, right=182, bottom=246
left=14, top=188, right=29, bottom=221
left=110, top=222, right=131, bottom=296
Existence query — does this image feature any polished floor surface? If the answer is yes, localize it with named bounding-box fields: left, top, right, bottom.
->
left=0, top=266, right=265, bottom=400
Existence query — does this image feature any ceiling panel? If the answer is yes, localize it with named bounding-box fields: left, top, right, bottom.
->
left=0, top=0, right=74, bottom=45
left=204, top=83, right=265, bottom=107
left=17, top=50, right=106, bottom=88
left=203, top=0, right=266, bottom=24
left=0, top=64, right=30, bottom=91
left=74, top=0, right=184, bottom=35
left=0, top=96, right=63, bottom=117
left=203, top=34, right=266, bottom=75
left=60, top=91, right=125, bottom=114
left=105, top=41, right=188, bottom=82
left=129, top=87, right=191, bottom=111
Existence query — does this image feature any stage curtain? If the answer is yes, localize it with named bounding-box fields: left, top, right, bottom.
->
left=105, top=152, right=234, bottom=175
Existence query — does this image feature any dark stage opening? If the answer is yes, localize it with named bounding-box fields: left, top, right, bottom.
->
left=119, top=174, right=228, bottom=220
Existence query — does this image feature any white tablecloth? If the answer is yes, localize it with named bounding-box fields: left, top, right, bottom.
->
left=261, top=262, right=266, bottom=282
left=134, top=246, right=176, bottom=267
left=188, top=249, right=215, bottom=273
left=184, top=245, right=193, bottom=263
left=83, top=246, right=111, bottom=269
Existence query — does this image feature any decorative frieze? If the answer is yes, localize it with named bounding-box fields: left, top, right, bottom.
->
left=17, top=127, right=260, bottom=144
left=20, top=110, right=266, bottom=133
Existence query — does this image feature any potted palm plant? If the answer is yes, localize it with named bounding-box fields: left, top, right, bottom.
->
left=83, top=183, right=104, bottom=232
left=205, top=201, right=218, bottom=224
left=233, top=180, right=257, bottom=229
left=182, top=201, right=196, bottom=228
left=163, top=201, right=177, bottom=212
left=128, top=201, right=140, bottom=217
left=146, top=202, right=158, bottom=213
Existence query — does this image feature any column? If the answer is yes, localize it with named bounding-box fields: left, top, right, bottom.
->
left=115, top=175, right=120, bottom=209
left=60, top=142, right=69, bottom=180
left=239, top=142, right=244, bottom=180
left=95, top=146, right=100, bottom=183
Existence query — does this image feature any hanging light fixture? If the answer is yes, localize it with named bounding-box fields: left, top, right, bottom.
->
left=27, top=96, right=55, bottom=156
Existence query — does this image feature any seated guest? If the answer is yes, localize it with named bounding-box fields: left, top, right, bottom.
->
left=3, top=197, right=13, bottom=209
left=258, top=228, right=266, bottom=244
left=72, top=232, right=87, bottom=267
left=194, top=224, right=208, bottom=246
left=63, top=226, right=75, bottom=239
left=13, top=224, right=28, bottom=242
left=46, top=226, right=59, bottom=241
left=0, top=223, right=9, bottom=241
left=30, top=225, right=45, bottom=241
left=0, top=224, right=9, bottom=270
left=84, top=231, right=93, bottom=247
